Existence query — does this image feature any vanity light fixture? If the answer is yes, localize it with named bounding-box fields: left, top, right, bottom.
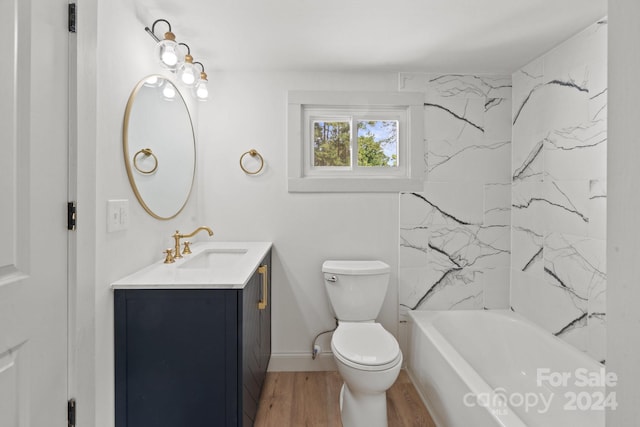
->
left=177, top=43, right=199, bottom=87
left=194, top=62, right=209, bottom=100
left=145, top=19, right=210, bottom=101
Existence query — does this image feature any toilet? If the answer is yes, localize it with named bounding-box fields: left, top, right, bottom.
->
left=322, top=260, right=402, bottom=427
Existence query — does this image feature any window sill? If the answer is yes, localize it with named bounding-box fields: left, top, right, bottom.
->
left=288, top=177, right=424, bottom=193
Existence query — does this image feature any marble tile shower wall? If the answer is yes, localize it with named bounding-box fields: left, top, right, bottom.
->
left=398, top=73, right=513, bottom=320
left=511, top=20, right=607, bottom=362
left=397, top=19, right=606, bottom=363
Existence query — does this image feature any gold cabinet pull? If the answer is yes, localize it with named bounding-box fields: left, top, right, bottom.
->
left=258, top=264, right=268, bottom=310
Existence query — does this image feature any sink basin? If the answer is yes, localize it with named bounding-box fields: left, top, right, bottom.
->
left=178, top=248, right=248, bottom=269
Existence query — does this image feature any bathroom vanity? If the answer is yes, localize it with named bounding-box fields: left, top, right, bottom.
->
left=112, top=242, right=272, bottom=427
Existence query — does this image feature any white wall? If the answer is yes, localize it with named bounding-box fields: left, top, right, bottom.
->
left=197, top=71, right=401, bottom=368
left=87, top=1, right=200, bottom=426
left=607, top=1, right=640, bottom=424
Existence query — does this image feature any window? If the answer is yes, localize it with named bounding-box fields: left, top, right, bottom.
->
left=288, top=91, right=424, bottom=192
left=309, top=113, right=400, bottom=170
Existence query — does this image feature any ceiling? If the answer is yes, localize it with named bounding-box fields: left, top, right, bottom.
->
left=134, top=0, right=607, bottom=73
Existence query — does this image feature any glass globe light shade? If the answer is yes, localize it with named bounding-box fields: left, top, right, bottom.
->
left=162, top=83, right=176, bottom=99
left=178, top=55, right=199, bottom=87
left=195, top=78, right=209, bottom=100
left=154, top=32, right=184, bottom=70
left=143, top=75, right=160, bottom=87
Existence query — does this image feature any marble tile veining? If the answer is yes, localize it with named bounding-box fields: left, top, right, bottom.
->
left=398, top=21, right=607, bottom=364
left=399, top=72, right=512, bottom=317
left=510, top=19, right=606, bottom=360
left=399, top=19, right=606, bottom=362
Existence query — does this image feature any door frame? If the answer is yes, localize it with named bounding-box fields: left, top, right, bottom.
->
left=68, top=0, right=99, bottom=425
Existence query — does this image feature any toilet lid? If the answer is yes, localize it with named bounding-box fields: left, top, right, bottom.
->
left=332, top=323, right=400, bottom=367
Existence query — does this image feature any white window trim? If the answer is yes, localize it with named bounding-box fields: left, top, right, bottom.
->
left=287, top=90, right=424, bottom=193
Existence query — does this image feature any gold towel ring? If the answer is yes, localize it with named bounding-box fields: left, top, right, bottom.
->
left=239, top=149, right=264, bottom=175
left=133, top=148, right=158, bottom=175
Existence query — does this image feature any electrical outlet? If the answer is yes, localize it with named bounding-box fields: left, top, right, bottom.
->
left=107, top=199, right=129, bottom=232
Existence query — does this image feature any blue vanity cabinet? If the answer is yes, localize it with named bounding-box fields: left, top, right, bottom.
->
left=114, top=251, right=271, bottom=427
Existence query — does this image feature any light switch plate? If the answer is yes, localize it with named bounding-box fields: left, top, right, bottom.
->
left=107, top=199, right=129, bottom=232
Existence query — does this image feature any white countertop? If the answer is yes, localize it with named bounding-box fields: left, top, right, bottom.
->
left=111, top=241, right=273, bottom=290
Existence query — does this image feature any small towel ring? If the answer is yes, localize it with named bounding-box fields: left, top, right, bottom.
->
left=239, top=149, right=264, bottom=175
left=133, top=148, right=158, bottom=175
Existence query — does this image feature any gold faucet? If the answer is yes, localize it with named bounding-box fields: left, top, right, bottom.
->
left=172, top=226, right=214, bottom=259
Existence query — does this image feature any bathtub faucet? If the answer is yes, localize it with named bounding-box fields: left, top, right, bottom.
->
left=172, top=226, right=214, bottom=259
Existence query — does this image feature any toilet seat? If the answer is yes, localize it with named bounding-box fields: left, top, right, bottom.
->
left=332, top=323, right=401, bottom=371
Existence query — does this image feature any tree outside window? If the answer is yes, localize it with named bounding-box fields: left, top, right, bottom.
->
left=357, top=120, right=398, bottom=167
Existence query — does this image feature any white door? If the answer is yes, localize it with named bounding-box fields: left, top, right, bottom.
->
left=0, top=0, right=70, bottom=425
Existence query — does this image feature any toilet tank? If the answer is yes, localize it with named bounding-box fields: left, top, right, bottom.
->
left=322, top=260, right=391, bottom=322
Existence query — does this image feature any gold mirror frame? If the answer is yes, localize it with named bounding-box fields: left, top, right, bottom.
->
left=123, top=75, right=196, bottom=220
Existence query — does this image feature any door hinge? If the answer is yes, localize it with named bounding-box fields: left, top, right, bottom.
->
left=68, top=3, right=77, bottom=33
left=68, top=399, right=76, bottom=427
left=67, top=202, right=77, bottom=230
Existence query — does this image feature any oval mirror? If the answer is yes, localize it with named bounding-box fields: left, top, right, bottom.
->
left=123, top=75, right=195, bottom=220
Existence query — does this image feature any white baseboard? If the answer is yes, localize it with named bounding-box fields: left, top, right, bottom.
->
left=267, top=352, right=337, bottom=372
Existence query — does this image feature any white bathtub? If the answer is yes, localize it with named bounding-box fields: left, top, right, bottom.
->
left=407, top=310, right=607, bottom=427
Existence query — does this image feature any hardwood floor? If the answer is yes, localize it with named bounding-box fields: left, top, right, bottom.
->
left=254, top=370, right=436, bottom=427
